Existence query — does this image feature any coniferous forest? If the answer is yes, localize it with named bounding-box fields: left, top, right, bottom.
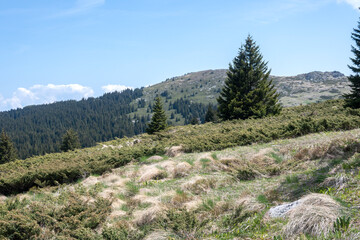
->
left=0, top=89, right=144, bottom=158
left=0, top=88, right=213, bottom=159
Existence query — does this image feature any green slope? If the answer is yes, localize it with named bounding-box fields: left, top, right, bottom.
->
left=130, top=69, right=350, bottom=125
left=1, top=101, right=360, bottom=239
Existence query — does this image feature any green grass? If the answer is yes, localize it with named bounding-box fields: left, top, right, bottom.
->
left=270, top=152, right=284, bottom=163
left=256, top=194, right=270, bottom=206
left=1, top=124, right=360, bottom=239
left=285, top=174, right=299, bottom=184
left=211, top=152, right=219, bottom=160
left=1, top=100, right=360, bottom=196
left=200, top=158, right=211, bottom=168
left=125, top=181, right=140, bottom=197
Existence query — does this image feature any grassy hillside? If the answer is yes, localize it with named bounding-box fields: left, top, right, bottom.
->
left=129, top=69, right=350, bottom=127
left=1, top=100, right=360, bottom=196
left=138, top=69, right=349, bottom=107
left=0, top=69, right=349, bottom=159
left=1, top=119, right=360, bottom=239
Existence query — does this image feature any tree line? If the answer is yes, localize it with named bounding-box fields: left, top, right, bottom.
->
left=0, top=89, right=144, bottom=158
left=0, top=88, right=214, bottom=159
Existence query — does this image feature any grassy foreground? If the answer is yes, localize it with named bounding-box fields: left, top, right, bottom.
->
left=0, top=127, right=360, bottom=239
left=1, top=100, right=360, bottom=195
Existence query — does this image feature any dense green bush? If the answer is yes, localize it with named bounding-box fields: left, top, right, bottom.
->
left=0, top=192, right=112, bottom=239
left=102, top=225, right=145, bottom=240
left=157, top=208, right=208, bottom=239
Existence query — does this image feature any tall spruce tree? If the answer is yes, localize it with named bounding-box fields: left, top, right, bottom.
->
left=0, top=130, right=17, bottom=164
left=217, top=35, right=281, bottom=120
left=344, top=17, right=360, bottom=108
left=60, top=129, right=81, bottom=152
left=146, top=97, right=167, bottom=134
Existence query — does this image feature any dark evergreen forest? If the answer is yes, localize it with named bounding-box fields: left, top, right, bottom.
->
left=0, top=89, right=144, bottom=159
left=171, top=99, right=215, bottom=124
left=0, top=89, right=212, bottom=159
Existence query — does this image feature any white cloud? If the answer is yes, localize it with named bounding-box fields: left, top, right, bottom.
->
left=102, top=85, right=133, bottom=93
left=337, top=0, right=360, bottom=9
left=0, top=84, right=94, bottom=111
left=54, top=0, right=105, bottom=17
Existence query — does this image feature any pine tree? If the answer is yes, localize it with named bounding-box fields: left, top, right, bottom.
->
left=146, top=97, right=167, bottom=134
left=60, top=129, right=81, bottom=152
left=205, top=105, right=217, bottom=123
left=217, top=35, right=281, bottom=120
left=0, top=130, right=17, bottom=164
left=344, top=17, right=360, bottom=108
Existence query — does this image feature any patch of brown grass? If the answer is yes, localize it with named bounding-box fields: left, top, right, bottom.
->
left=165, top=146, right=184, bottom=157
left=144, top=230, right=172, bottom=240
left=284, top=193, right=341, bottom=238
left=139, top=166, right=167, bottom=182
left=81, top=176, right=99, bottom=187
left=171, top=190, right=192, bottom=207
left=133, top=205, right=167, bottom=227
left=173, top=162, right=192, bottom=178
left=181, top=176, right=217, bottom=195
left=101, top=173, right=127, bottom=188
left=236, top=196, right=266, bottom=215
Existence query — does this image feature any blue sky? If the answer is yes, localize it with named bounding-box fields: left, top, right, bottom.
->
left=0, top=0, right=359, bottom=111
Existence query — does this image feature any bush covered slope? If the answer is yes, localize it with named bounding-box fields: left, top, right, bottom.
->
left=0, top=100, right=360, bottom=196
left=1, top=117, right=360, bottom=239
left=0, top=70, right=350, bottom=159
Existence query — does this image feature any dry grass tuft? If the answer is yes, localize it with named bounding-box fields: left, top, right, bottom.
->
left=251, top=148, right=276, bottom=167
left=98, top=188, right=116, bottom=199
left=217, top=158, right=245, bottom=173
left=139, top=166, right=167, bottom=182
left=133, top=205, right=167, bottom=227
left=291, top=136, right=358, bottom=162
left=158, top=160, right=176, bottom=174
left=181, top=176, right=217, bottom=195
left=284, top=193, right=341, bottom=238
left=147, top=155, right=164, bottom=161
left=166, top=146, right=184, bottom=157
left=0, top=195, right=7, bottom=202
left=144, top=230, right=172, bottom=240
left=319, top=176, right=348, bottom=190
left=101, top=173, right=128, bottom=188
left=183, top=198, right=203, bottom=211
left=111, top=199, right=126, bottom=210
left=81, top=176, right=99, bottom=187
left=173, top=162, right=192, bottom=178
left=210, top=200, right=232, bottom=216
left=171, top=190, right=192, bottom=207
left=236, top=196, right=266, bottom=214
left=133, top=193, right=160, bottom=206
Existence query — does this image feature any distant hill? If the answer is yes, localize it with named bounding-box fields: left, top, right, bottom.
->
left=0, top=70, right=350, bottom=159
left=140, top=69, right=349, bottom=107
left=272, top=71, right=349, bottom=106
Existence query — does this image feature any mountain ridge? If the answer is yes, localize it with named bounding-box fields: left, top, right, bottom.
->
left=0, top=69, right=350, bottom=158
left=142, top=69, right=349, bottom=107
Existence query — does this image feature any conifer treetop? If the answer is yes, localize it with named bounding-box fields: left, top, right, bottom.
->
left=344, top=17, right=360, bottom=108
left=217, top=35, right=281, bottom=120
left=146, top=97, right=167, bottom=134
left=0, top=130, right=17, bottom=164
